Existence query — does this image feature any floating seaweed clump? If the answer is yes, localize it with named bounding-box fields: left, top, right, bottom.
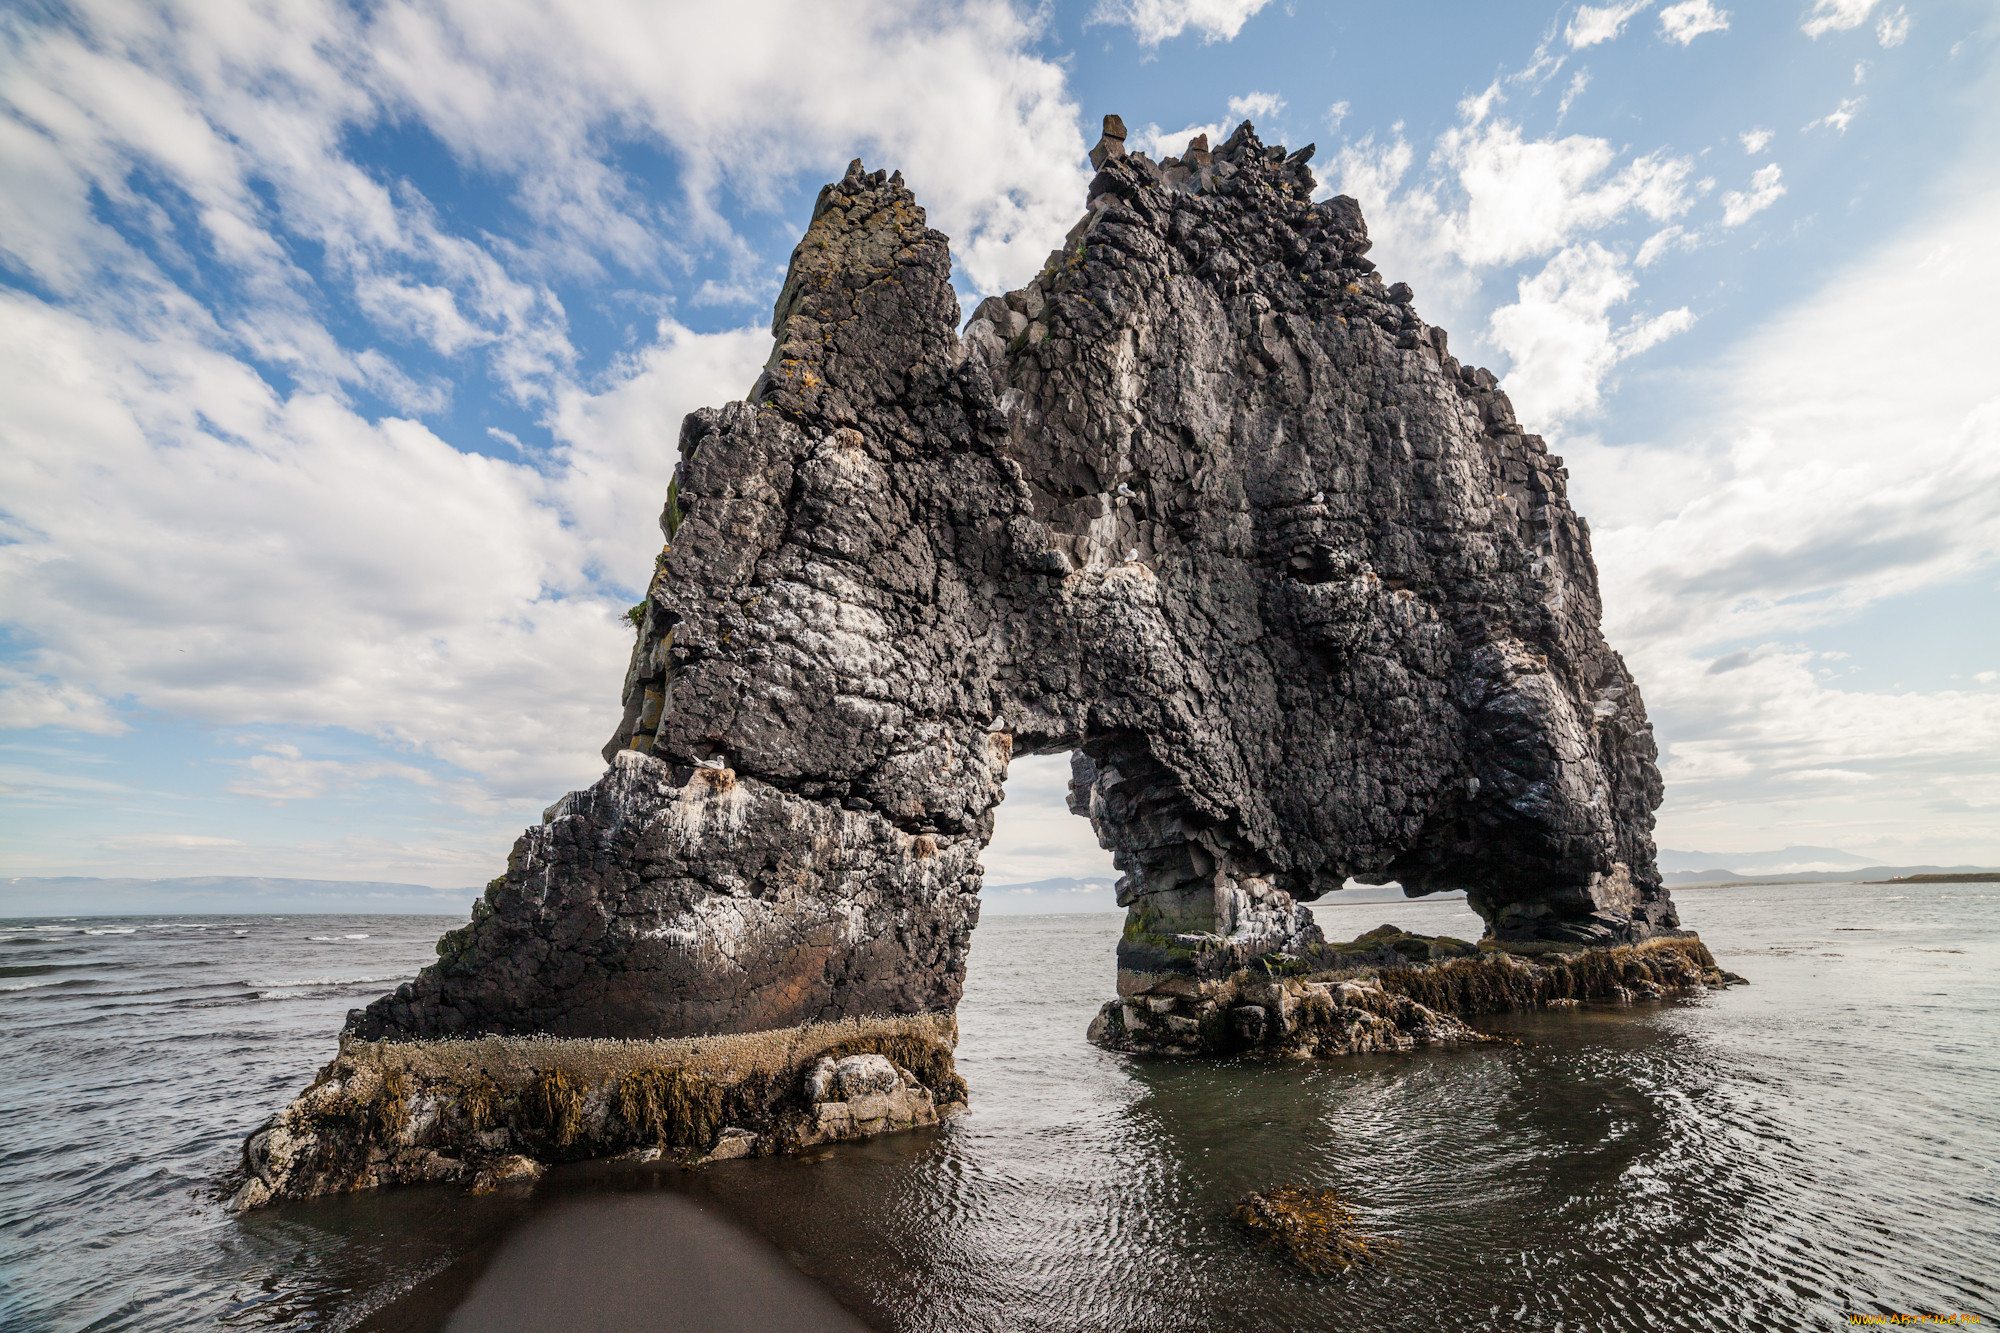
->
left=1231, top=1185, right=1399, bottom=1277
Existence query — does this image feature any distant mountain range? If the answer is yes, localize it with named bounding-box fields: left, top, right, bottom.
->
left=1656, top=844, right=1999, bottom=885
left=1656, top=845, right=1868, bottom=874
left=1663, top=865, right=2000, bottom=887
left=2, top=876, right=477, bottom=918
left=979, top=876, right=1120, bottom=915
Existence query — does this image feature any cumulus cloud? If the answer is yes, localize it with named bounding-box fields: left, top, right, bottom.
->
left=1227, top=91, right=1285, bottom=122
left=1876, top=6, right=1910, bottom=47
left=1658, top=0, right=1730, bottom=44
left=1740, top=128, right=1774, bottom=153
left=1567, top=2, right=1653, bottom=49
left=1487, top=243, right=1695, bottom=422
left=0, top=0, right=1094, bottom=849
left=1328, top=87, right=1695, bottom=417
left=1801, top=0, right=1877, bottom=38
left=1090, top=0, right=1274, bottom=45
left=1720, top=163, right=1785, bottom=225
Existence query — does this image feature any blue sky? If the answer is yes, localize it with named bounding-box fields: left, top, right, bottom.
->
left=2, top=0, right=1997, bottom=898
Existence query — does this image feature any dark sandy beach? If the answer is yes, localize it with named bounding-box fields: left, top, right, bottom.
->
left=434, top=1192, right=870, bottom=1332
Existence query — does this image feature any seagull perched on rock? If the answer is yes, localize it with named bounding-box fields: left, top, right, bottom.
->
left=1116, top=482, right=1136, bottom=498
left=1126, top=548, right=1140, bottom=562
left=1311, top=490, right=1325, bottom=503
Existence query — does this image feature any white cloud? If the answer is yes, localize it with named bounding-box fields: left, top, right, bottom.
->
left=1876, top=6, right=1910, bottom=47
left=223, top=745, right=441, bottom=802
left=980, top=753, right=1115, bottom=885
left=1567, top=1, right=1653, bottom=48
left=0, top=669, right=127, bottom=735
left=1326, top=101, right=1350, bottom=132
left=1740, top=128, right=1774, bottom=153
left=1558, top=70, right=1591, bottom=123
left=547, top=320, right=773, bottom=589
left=1090, top=0, right=1274, bottom=44
left=1658, top=0, right=1730, bottom=44
left=1227, top=91, right=1285, bottom=122
left=100, top=834, right=245, bottom=850
left=1565, top=188, right=2000, bottom=860
left=1636, top=224, right=1700, bottom=266
left=0, top=0, right=1099, bottom=866
left=1326, top=84, right=1698, bottom=417
left=1854, top=59, right=1871, bottom=83
left=1487, top=242, right=1694, bottom=422
left=1394, top=98, right=1694, bottom=269
left=1720, top=163, right=1785, bottom=225
left=1807, top=97, right=1864, bottom=133
left=1132, top=118, right=1234, bottom=160
left=1801, top=0, right=1877, bottom=38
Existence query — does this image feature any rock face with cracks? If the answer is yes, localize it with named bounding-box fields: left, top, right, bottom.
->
left=347, top=114, right=1681, bottom=1053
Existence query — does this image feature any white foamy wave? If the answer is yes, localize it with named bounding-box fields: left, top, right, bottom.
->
left=84, top=928, right=136, bottom=935
left=244, top=975, right=396, bottom=990
left=0, top=978, right=63, bottom=992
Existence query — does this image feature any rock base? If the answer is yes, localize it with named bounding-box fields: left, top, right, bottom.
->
left=1089, top=932, right=1741, bottom=1058
left=230, top=1014, right=963, bottom=1211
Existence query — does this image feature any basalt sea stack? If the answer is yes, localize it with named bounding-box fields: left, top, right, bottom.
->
left=235, top=117, right=1697, bottom=1207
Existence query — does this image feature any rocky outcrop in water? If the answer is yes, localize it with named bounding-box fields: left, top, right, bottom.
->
left=1090, top=933, right=1737, bottom=1058
left=241, top=114, right=1693, bottom=1204
left=230, top=1016, right=961, bottom=1210
left=349, top=115, right=1677, bottom=1052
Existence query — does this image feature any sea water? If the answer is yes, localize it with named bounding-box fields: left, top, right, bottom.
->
left=1, top=882, right=1994, bottom=1330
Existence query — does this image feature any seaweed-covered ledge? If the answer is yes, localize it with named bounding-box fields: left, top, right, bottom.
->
left=1090, top=932, right=1742, bottom=1057
left=229, top=1016, right=962, bottom=1210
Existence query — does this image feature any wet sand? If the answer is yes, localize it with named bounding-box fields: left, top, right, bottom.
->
left=431, top=1192, right=873, bottom=1332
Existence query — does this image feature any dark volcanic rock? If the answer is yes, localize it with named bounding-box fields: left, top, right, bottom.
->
left=350, top=119, right=1679, bottom=1045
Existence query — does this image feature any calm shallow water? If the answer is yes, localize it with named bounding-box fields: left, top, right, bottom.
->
left=2, top=883, right=1995, bottom=1330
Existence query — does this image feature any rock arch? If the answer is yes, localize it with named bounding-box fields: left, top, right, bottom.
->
left=349, top=119, right=1677, bottom=1047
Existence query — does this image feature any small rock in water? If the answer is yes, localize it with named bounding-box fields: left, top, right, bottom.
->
left=469, top=1154, right=543, bottom=1194
left=1231, top=1185, right=1398, bottom=1277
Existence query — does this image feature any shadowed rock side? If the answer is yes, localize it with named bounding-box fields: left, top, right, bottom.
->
left=346, top=119, right=1677, bottom=1050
